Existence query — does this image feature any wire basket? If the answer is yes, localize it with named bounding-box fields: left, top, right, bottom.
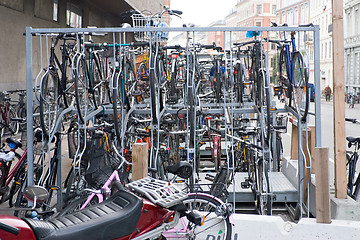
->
left=131, top=13, right=169, bottom=42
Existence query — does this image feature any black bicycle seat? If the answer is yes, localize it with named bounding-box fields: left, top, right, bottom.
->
left=6, top=138, right=22, bottom=149
left=346, top=137, right=360, bottom=148
left=346, top=137, right=360, bottom=144
left=166, top=161, right=193, bottom=179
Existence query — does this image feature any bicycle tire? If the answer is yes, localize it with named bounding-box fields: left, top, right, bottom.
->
left=92, top=52, right=106, bottom=106
left=0, top=164, right=7, bottom=190
left=13, top=179, right=28, bottom=217
left=112, top=70, right=122, bottom=145
left=236, top=63, right=245, bottom=104
left=215, top=60, right=222, bottom=103
left=352, top=173, right=360, bottom=200
left=178, top=194, right=232, bottom=240
left=291, top=52, right=309, bottom=122
left=63, top=169, right=88, bottom=206
left=262, top=70, right=271, bottom=146
left=149, top=58, right=158, bottom=124
left=8, top=106, right=19, bottom=135
left=209, top=166, right=228, bottom=199
left=39, top=70, right=60, bottom=139
left=74, top=54, right=97, bottom=124
left=6, top=153, right=24, bottom=206
left=279, top=50, right=292, bottom=106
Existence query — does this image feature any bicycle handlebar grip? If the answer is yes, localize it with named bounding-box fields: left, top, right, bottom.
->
left=299, top=23, right=314, bottom=27
left=345, top=118, right=357, bottom=123
left=130, top=41, right=149, bottom=47
left=200, top=44, right=215, bottom=49
left=162, top=45, right=183, bottom=50
left=170, top=10, right=183, bottom=15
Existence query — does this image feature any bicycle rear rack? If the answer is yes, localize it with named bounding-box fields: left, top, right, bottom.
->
left=127, top=177, right=188, bottom=208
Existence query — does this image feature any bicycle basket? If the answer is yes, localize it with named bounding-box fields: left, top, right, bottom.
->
left=131, top=13, right=169, bottom=42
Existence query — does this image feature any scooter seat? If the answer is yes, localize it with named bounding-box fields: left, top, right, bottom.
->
left=24, top=190, right=143, bottom=240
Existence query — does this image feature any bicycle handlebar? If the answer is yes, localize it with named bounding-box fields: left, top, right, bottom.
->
left=346, top=118, right=360, bottom=124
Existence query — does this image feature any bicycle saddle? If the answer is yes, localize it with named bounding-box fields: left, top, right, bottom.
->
left=166, top=161, right=193, bottom=179
left=346, top=137, right=360, bottom=145
left=24, top=190, right=143, bottom=240
left=6, top=138, right=22, bottom=149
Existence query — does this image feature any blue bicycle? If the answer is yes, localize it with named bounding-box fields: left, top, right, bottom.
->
left=272, top=23, right=310, bottom=122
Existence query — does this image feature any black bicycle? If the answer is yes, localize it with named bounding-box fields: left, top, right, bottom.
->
left=345, top=118, right=360, bottom=200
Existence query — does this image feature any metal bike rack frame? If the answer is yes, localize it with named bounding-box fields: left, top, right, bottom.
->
left=25, top=25, right=321, bottom=216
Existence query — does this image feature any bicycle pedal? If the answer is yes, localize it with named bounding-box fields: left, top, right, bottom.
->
left=241, top=180, right=250, bottom=189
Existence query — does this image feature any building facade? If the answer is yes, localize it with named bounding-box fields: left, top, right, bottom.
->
left=235, top=0, right=277, bottom=41
left=0, top=0, right=163, bottom=90
left=275, top=0, right=309, bottom=50
left=344, top=0, right=360, bottom=94
left=308, top=0, right=333, bottom=92
left=207, top=20, right=226, bottom=49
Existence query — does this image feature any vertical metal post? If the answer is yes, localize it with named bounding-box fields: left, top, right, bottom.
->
left=56, top=133, right=62, bottom=210
left=313, top=26, right=321, bottom=147
left=297, top=119, right=303, bottom=217
left=26, top=27, right=34, bottom=187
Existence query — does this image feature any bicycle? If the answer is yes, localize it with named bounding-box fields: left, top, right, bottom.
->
left=39, top=33, right=76, bottom=139
left=272, top=23, right=310, bottom=122
left=0, top=92, right=20, bottom=137
left=345, top=118, right=360, bottom=200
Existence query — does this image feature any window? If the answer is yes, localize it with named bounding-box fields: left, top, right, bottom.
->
left=53, top=0, right=58, bottom=22
left=256, top=21, right=262, bottom=27
left=329, top=41, right=332, bottom=58
left=272, top=5, right=276, bottom=14
left=287, top=9, right=293, bottom=25
left=325, top=42, right=327, bottom=59
left=257, top=4, right=262, bottom=14
left=282, top=11, right=286, bottom=24
left=294, top=7, right=299, bottom=25
left=67, top=3, right=82, bottom=28
left=321, top=43, right=323, bottom=59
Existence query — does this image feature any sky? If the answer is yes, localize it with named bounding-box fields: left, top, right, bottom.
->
left=169, top=0, right=238, bottom=27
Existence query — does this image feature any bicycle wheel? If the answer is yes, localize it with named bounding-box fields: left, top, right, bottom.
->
left=149, top=57, right=159, bottom=123
left=13, top=179, right=28, bottom=217
left=112, top=70, right=123, bottom=144
left=74, top=54, right=97, bottom=124
left=352, top=174, right=360, bottom=200
left=291, top=52, right=309, bottom=122
left=167, top=194, right=232, bottom=240
left=4, top=153, right=24, bottom=206
left=279, top=50, right=292, bottom=106
left=8, top=106, right=19, bottom=135
left=0, top=164, right=7, bottom=187
left=91, top=52, right=106, bottom=106
left=235, top=63, right=244, bottom=104
left=63, top=168, right=88, bottom=206
left=39, top=70, right=60, bottom=139
left=259, top=68, right=272, bottom=146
